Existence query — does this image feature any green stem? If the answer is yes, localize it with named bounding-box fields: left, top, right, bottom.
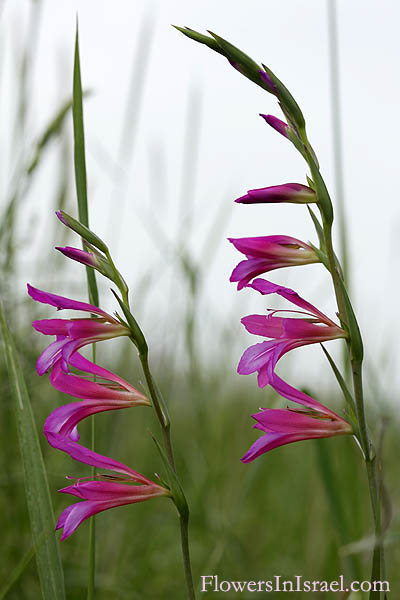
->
left=325, top=214, right=383, bottom=594
left=352, top=362, right=385, bottom=598
left=304, top=147, right=384, bottom=592
left=138, top=350, right=195, bottom=598
left=180, top=516, right=196, bottom=600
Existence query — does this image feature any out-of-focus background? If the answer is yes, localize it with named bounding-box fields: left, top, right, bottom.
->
left=0, top=1, right=399, bottom=598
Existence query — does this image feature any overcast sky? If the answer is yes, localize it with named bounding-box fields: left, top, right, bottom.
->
left=2, top=1, right=399, bottom=400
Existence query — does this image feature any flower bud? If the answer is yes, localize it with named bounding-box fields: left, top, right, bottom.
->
left=260, top=113, right=290, bottom=139
left=56, top=210, right=108, bottom=253
left=235, top=183, right=316, bottom=205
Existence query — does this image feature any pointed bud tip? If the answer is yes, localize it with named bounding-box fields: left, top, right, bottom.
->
left=56, top=210, right=68, bottom=225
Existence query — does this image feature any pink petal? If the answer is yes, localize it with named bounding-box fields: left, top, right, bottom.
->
left=27, top=284, right=115, bottom=322
left=248, top=279, right=335, bottom=326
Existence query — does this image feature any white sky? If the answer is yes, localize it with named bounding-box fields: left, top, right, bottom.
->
left=2, top=0, right=399, bottom=401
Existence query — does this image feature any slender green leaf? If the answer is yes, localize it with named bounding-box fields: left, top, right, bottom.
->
left=172, top=26, right=223, bottom=55
left=307, top=205, right=325, bottom=249
left=72, top=24, right=99, bottom=307
left=320, top=344, right=357, bottom=421
left=0, top=305, right=65, bottom=600
left=150, top=432, right=188, bottom=519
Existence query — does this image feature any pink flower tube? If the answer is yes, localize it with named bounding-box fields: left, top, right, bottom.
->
left=237, top=279, right=347, bottom=388
left=242, top=374, right=352, bottom=462
left=28, top=284, right=129, bottom=374
left=57, top=476, right=170, bottom=541
left=229, top=235, right=319, bottom=289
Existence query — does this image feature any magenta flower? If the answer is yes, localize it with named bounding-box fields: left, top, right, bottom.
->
left=241, top=403, right=352, bottom=462
left=229, top=235, right=319, bottom=290
left=235, top=182, right=316, bottom=205
left=49, top=351, right=148, bottom=402
left=28, top=284, right=129, bottom=374
left=238, top=279, right=347, bottom=388
left=242, top=369, right=352, bottom=462
left=44, top=354, right=150, bottom=474
left=57, top=474, right=170, bottom=540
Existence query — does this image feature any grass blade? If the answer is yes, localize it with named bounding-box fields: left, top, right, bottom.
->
left=0, top=305, right=65, bottom=600
left=72, top=23, right=99, bottom=307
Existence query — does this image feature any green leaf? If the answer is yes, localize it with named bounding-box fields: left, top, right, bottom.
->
left=307, top=156, right=334, bottom=226
left=111, top=290, right=148, bottom=354
left=208, top=31, right=263, bottom=86
left=262, top=63, right=305, bottom=130
left=57, top=210, right=108, bottom=254
left=150, top=432, right=188, bottom=520
left=307, top=206, right=326, bottom=250
left=337, top=277, right=364, bottom=362
left=320, top=344, right=357, bottom=423
left=0, top=305, right=65, bottom=600
left=172, top=26, right=223, bottom=55
left=73, top=24, right=99, bottom=308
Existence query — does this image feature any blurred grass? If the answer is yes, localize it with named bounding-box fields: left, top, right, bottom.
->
left=0, top=5, right=399, bottom=599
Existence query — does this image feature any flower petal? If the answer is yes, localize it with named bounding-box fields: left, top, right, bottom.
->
left=248, top=278, right=335, bottom=325
left=27, top=284, right=115, bottom=322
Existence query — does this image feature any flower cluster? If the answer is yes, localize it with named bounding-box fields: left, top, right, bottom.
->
left=231, top=165, right=352, bottom=463
left=28, top=216, right=170, bottom=540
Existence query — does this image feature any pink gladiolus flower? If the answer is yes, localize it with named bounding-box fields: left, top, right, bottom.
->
left=27, top=284, right=129, bottom=374
left=229, top=235, right=319, bottom=290
left=49, top=351, right=148, bottom=402
left=241, top=374, right=352, bottom=462
left=241, top=402, right=352, bottom=463
left=235, top=182, right=316, bottom=205
left=44, top=352, right=150, bottom=471
left=57, top=475, right=170, bottom=540
left=238, top=279, right=347, bottom=388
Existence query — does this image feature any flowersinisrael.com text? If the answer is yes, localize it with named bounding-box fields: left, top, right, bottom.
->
left=200, top=575, right=390, bottom=594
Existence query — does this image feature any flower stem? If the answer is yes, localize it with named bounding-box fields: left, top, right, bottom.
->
left=138, top=350, right=195, bottom=598
left=180, top=515, right=196, bottom=600
left=352, top=361, right=385, bottom=598
left=318, top=184, right=384, bottom=591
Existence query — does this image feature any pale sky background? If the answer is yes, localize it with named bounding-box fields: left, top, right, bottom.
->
left=1, top=0, right=399, bottom=401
